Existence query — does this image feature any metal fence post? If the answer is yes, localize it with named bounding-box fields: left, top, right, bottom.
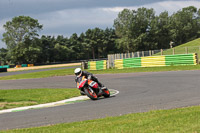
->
left=199, top=46, right=200, bottom=54
left=185, top=47, right=188, bottom=54
left=149, top=50, right=152, bottom=56
left=137, top=52, right=139, bottom=57
left=142, top=51, right=144, bottom=57
left=173, top=48, right=175, bottom=55
left=195, top=53, right=199, bottom=64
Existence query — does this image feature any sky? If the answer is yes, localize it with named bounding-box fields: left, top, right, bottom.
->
left=0, top=0, right=200, bottom=48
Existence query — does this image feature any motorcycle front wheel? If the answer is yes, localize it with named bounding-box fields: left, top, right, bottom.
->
left=84, top=87, right=98, bottom=100
left=102, top=88, right=110, bottom=98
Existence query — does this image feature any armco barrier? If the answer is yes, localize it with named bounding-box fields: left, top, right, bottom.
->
left=114, top=53, right=197, bottom=69
left=88, top=60, right=107, bottom=70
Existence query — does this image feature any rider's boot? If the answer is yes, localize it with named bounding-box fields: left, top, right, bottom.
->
left=98, top=82, right=106, bottom=90
left=98, top=82, right=106, bottom=94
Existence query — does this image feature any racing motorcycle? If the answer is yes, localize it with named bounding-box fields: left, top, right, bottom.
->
left=76, top=76, right=110, bottom=100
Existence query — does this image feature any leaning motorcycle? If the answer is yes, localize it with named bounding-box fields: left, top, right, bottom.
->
left=76, top=76, right=110, bottom=100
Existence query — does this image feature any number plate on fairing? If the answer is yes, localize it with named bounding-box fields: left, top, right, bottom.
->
left=89, top=81, right=98, bottom=88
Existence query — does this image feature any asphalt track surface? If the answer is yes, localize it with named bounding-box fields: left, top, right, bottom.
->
left=1, top=70, right=200, bottom=130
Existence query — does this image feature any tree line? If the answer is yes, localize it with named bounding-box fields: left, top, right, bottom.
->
left=1, top=6, right=200, bottom=65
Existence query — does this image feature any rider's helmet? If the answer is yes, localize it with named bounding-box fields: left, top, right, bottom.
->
left=74, top=68, right=82, bottom=77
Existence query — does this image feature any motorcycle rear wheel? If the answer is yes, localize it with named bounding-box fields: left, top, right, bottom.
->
left=84, top=87, right=98, bottom=100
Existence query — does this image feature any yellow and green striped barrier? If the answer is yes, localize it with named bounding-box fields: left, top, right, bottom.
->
left=115, top=53, right=197, bottom=69
left=88, top=60, right=107, bottom=70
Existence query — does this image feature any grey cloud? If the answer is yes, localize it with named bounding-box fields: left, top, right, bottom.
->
left=0, top=0, right=199, bottom=48
left=0, top=0, right=184, bottom=19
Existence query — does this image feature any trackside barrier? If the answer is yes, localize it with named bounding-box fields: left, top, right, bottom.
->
left=28, top=64, right=34, bottom=67
left=15, top=64, right=34, bottom=68
left=21, top=64, right=28, bottom=67
left=0, top=65, right=10, bottom=68
left=88, top=60, right=107, bottom=70
left=16, top=65, right=21, bottom=68
left=114, top=53, right=198, bottom=69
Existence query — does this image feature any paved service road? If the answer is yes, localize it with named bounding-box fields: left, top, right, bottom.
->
left=0, top=70, right=200, bottom=130
left=0, top=66, right=79, bottom=77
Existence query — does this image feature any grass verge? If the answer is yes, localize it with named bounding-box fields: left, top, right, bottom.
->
left=0, top=88, right=80, bottom=110
left=1, top=65, right=200, bottom=80
left=3, top=105, right=200, bottom=132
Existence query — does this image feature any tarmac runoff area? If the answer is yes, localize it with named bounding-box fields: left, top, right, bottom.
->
left=0, top=89, right=119, bottom=114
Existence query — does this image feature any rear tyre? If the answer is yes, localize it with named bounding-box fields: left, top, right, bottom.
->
left=102, top=88, right=110, bottom=98
left=84, top=87, right=98, bottom=100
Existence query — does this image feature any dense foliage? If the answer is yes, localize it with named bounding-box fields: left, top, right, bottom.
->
left=1, top=6, right=200, bottom=65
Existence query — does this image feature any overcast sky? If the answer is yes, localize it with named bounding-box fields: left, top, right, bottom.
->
left=1, top=0, right=200, bottom=48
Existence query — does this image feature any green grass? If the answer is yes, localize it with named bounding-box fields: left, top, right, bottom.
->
left=155, top=38, right=200, bottom=56
left=176, top=38, right=200, bottom=47
left=1, top=65, right=200, bottom=80
left=3, top=105, right=200, bottom=132
left=0, top=88, right=80, bottom=110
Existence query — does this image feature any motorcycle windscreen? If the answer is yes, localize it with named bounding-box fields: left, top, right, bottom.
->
left=78, top=80, right=87, bottom=89
left=77, top=76, right=86, bottom=88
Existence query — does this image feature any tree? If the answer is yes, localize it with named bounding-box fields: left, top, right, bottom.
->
left=114, top=8, right=156, bottom=52
left=85, top=28, right=104, bottom=59
left=170, top=6, right=200, bottom=45
left=149, top=11, right=171, bottom=49
left=0, top=48, right=8, bottom=65
left=2, top=16, right=43, bottom=63
left=11, top=38, right=42, bottom=63
left=114, top=9, right=135, bottom=52
left=38, top=35, right=56, bottom=63
left=102, top=28, right=118, bottom=55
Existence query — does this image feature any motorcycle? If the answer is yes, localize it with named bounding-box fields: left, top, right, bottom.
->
left=76, top=76, right=110, bottom=100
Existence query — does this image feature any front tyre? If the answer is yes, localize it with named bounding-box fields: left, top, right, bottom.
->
left=84, top=87, right=98, bottom=100
left=102, top=88, right=110, bottom=98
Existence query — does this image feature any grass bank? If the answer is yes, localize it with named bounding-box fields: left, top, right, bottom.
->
left=0, top=88, right=80, bottom=110
left=1, top=65, right=200, bottom=80
left=154, top=38, right=200, bottom=56
left=3, top=105, right=200, bottom=132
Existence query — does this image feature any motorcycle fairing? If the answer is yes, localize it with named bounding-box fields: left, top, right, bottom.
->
left=88, top=80, right=98, bottom=89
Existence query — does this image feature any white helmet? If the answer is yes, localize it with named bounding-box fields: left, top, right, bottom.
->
left=74, top=68, right=82, bottom=77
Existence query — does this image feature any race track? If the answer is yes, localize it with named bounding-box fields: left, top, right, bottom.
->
left=0, top=70, right=200, bottom=130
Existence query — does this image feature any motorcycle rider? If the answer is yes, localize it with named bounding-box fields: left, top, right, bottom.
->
left=74, top=68, right=105, bottom=94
